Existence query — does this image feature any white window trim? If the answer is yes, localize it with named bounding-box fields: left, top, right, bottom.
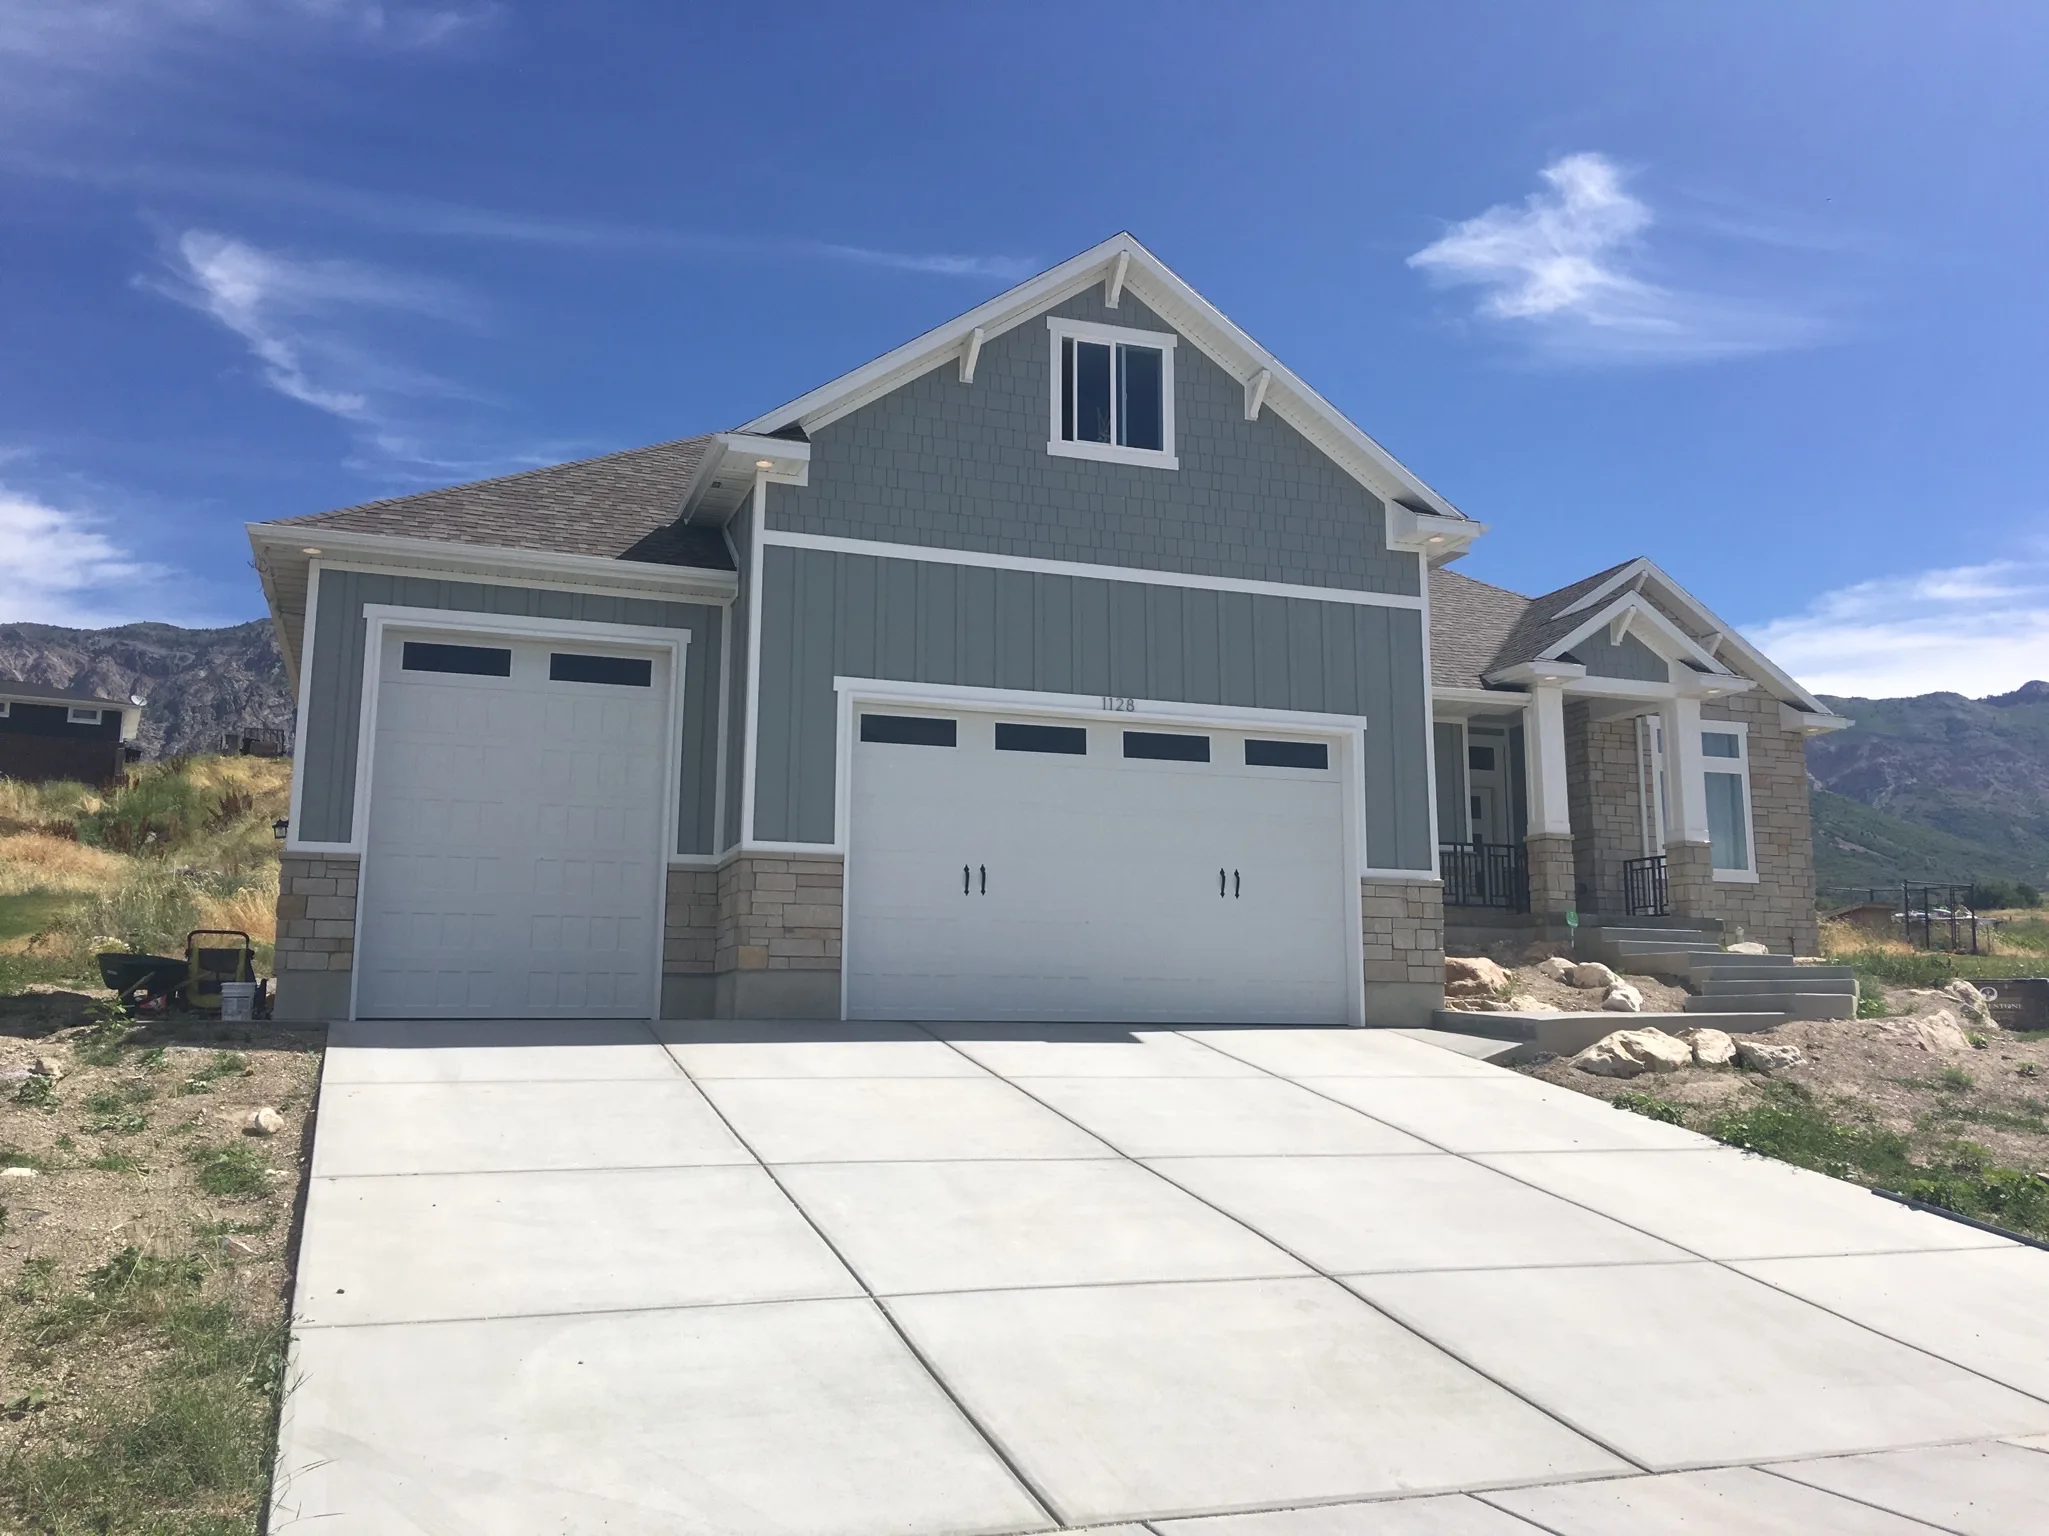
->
left=0, top=701, right=10, bottom=718
left=1046, top=315, right=1179, bottom=470
left=1701, top=720, right=1759, bottom=882
left=67, top=706, right=104, bottom=725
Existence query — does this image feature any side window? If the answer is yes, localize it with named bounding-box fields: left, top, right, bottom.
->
left=1701, top=730, right=1752, bottom=872
left=68, top=707, right=104, bottom=725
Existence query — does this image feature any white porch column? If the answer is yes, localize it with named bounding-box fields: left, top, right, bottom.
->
left=1525, top=681, right=1572, bottom=837
left=1659, top=693, right=1710, bottom=845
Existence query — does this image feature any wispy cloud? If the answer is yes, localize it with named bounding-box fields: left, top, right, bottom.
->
left=1746, top=559, right=2049, bottom=699
left=143, top=228, right=513, bottom=476
left=0, top=480, right=162, bottom=627
left=1409, top=153, right=1826, bottom=364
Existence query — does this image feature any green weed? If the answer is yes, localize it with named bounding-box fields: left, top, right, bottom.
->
left=1938, top=1065, right=1976, bottom=1091
left=1611, top=1091, right=1687, bottom=1125
left=11, top=1073, right=57, bottom=1108
left=188, top=1144, right=270, bottom=1199
left=1, top=1145, right=46, bottom=1171
left=87, top=1150, right=145, bottom=1173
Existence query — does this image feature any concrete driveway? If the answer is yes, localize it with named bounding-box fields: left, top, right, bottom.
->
left=273, top=1021, right=2049, bottom=1534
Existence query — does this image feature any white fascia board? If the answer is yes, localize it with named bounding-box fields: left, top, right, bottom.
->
left=1553, top=558, right=1653, bottom=619
left=1485, top=659, right=1586, bottom=686
left=1782, top=703, right=1854, bottom=734
left=1432, top=685, right=1529, bottom=715
left=735, top=231, right=1473, bottom=527
left=1542, top=593, right=1733, bottom=676
left=1387, top=503, right=1488, bottom=565
left=247, top=524, right=739, bottom=603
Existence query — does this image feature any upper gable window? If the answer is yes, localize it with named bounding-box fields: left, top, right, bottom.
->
left=1047, top=317, right=1177, bottom=470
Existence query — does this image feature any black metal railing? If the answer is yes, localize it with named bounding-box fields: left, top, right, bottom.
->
left=1880, top=883, right=1982, bottom=954
left=1623, top=854, right=1669, bottom=917
left=1440, top=840, right=1529, bottom=912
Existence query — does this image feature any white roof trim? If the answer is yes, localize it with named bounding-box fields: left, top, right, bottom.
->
left=736, top=231, right=1468, bottom=522
left=1543, top=592, right=1733, bottom=677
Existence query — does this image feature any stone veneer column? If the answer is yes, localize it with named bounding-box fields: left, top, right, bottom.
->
left=1664, top=841, right=1716, bottom=921
left=1360, top=878, right=1444, bottom=1027
left=1524, top=833, right=1577, bottom=918
left=710, top=853, right=844, bottom=1019
left=661, top=867, right=720, bottom=1018
left=271, top=853, right=358, bottom=1021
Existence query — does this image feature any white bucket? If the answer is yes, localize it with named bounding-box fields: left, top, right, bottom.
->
left=220, top=981, right=259, bottom=1021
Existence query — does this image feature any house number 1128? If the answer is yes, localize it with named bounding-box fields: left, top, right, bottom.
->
left=1100, top=696, right=1136, bottom=712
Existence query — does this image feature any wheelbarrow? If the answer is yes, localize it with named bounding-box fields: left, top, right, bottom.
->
left=95, top=930, right=268, bottom=1016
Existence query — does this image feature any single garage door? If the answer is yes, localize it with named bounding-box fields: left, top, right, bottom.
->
left=846, top=708, right=1354, bottom=1024
left=354, top=631, right=670, bottom=1019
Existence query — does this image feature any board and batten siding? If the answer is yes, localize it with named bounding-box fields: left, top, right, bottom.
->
left=1565, top=628, right=1670, bottom=683
left=768, top=288, right=1421, bottom=600
left=752, top=544, right=1435, bottom=870
left=296, top=567, right=725, bottom=854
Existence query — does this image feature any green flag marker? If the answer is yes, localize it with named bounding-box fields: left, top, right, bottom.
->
left=1565, top=910, right=1579, bottom=929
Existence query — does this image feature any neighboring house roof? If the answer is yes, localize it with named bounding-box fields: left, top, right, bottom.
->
left=0, top=678, right=134, bottom=710
left=265, top=437, right=733, bottom=571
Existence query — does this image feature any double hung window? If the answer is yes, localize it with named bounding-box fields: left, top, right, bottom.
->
left=1048, top=318, right=1177, bottom=469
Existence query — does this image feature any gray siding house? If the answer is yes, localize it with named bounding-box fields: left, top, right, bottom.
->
left=250, top=234, right=1844, bottom=1028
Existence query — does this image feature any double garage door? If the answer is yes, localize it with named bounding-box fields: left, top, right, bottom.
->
left=846, top=707, right=1357, bottom=1025
left=353, top=631, right=669, bottom=1019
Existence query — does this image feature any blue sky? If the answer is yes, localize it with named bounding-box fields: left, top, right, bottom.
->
left=3, top=1, right=2045, bottom=697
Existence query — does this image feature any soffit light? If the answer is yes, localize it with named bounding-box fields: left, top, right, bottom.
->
left=754, top=459, right=775, bottom=469
left=301, top=547, right=322, bottom=555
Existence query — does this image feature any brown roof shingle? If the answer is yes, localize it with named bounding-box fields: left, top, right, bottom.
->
left=264, top=437, right=731, bottom=570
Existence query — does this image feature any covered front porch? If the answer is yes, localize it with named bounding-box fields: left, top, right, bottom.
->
left=1432, top=661, right=1756, bottom=930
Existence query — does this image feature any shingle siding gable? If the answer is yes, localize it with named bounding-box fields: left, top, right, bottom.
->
left=768, top=289, right=1419, bottom=597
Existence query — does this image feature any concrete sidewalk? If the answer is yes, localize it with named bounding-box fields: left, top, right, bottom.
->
left=272, top=1020, right=2049, bottom=1534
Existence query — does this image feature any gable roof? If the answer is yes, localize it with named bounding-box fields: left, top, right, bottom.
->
left=263, top=437, right=733, bottom=570
left=1428, top=568, right=1533, bottom=689
left=739, top=232, right=1472, bottom=526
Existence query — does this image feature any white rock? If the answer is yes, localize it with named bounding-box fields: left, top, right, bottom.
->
left=1726, top=940, right=1770, bottom=955
left=1571, top=1028, right=1694, bottom=1079
left=1943, top=978, right=1993, bottom=1027
left=244, top=1107, right=286, bottom=1137
left=1503, top=992, right=1561, bottom=1014
left=1444, top=956, right=1512, bottom=998
left=220, top=1234, right=261, bottom=1259
left=1570, top=961, right=1618, bottom=990
left=31, top=1056, right=66, bottom=1080
left=1535, top=955, right=1577, bottom=984
left=1735, top=1037, right=1805, bottom=1072
left=1, top=1165, right=37, bottom=1179
left=1681, top=1027, right=1739, bottom=1066
left=1884, top=1010, right=1975, bottom=1053
left=1602, top=982, right=1645, bottom=1013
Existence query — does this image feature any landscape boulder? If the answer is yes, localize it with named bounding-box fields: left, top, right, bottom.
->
left=31, top=1056, right=65, bottom=1081
left=1535, top=955, right=1577, bottom=984
left=1885, top=1010, right=1975, bottom=1054
left=244, top=1107, right=286, bottom=1137
left=1444, top=956, right=1512, bottom=998
left=1735, top=1037, right=1805, bottom=1072
left=1681, top=1027, right=1739, bottom=1067
left=1602, top=981, right=1645, bottom=1013
left=1571, top=1028, right=1693, bottom=1079
left=1726, top=941, right=1769, bottom=956
left=1943, top=978, right=1993, bottom=1028
left=1570, top=961, right=1618, bottom=990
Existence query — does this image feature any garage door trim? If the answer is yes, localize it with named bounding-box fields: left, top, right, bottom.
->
left=346, top=603, right=692, bottom=1021
left=831, top=676, right=1371, bottom=1026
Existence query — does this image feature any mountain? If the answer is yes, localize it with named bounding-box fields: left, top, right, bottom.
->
left=1809, top=682, right=2049, bottom=897
left=0, top=619, right=294, bottom=760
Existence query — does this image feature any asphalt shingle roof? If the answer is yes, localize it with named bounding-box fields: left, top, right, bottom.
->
left=0, top=679, right=133, bottom=709
left=1428, top=559, right=1648, bottom=688
left=264, top=437, right=733, bottom=570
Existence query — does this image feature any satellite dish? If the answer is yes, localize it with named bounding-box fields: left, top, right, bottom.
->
left=129, top=694, right=147, bottom=707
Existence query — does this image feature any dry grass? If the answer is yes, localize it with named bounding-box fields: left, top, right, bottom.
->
left=195, top=884, right=279, bottom=948
left=0, top=836, right=130, bottom=899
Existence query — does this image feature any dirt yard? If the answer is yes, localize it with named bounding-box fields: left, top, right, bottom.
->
left=0, top=985, right=321, bottom=1533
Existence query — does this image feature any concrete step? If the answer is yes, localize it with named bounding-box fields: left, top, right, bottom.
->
left=1590, top=950, right=1716, bottom=981
left=1606, top=938, right=1723, bottom=954
left=1429, top=1008, right=1788, bottom=1062
left=1580, top=924, right=1718, bottom=942
left=1685, top=993, right=1857, bottom=1020
left=1701, top=975, right=1859, bottom=996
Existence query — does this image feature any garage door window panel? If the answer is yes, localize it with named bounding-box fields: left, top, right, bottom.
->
left=1123, top=731, right=1210, bottom=762
left=1245, top=739, right=1329, bottom=770
left=401, top=641, right=512, bottom=677
left=860, top=714, right=957, bottom=747
left=995, top=723, right=1087, bottom=755
left=549, top=652, right=653, bottom=687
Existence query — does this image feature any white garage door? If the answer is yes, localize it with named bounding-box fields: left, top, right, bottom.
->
left=846, top=708, right=1355, bottom=1024
left=354, top=631, right=670, bottom=1019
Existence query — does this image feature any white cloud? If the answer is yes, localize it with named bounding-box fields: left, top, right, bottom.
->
left=1745, top=560, right=2049, bottom=699
left=0, top=0, right=491, bottom=75
left=0, top=484, right=162, bottom=627
left=1409, top=153, right=1823, bottom=363
left=148, top=228, right=478, bottom=452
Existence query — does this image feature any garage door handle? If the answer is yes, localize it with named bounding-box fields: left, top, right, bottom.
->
left=1234, top=869, right=1241, bottom=899
left=964, top=864, right=970, bottom=895
left=979, top=864, right=987, bottom=895
left=1219, top=868, right=1226, bottom=898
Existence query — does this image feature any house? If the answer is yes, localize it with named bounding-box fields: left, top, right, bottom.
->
left=0, top=680, right=144, bottom=786
left=247, top=233, right=1846, bottom=1028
